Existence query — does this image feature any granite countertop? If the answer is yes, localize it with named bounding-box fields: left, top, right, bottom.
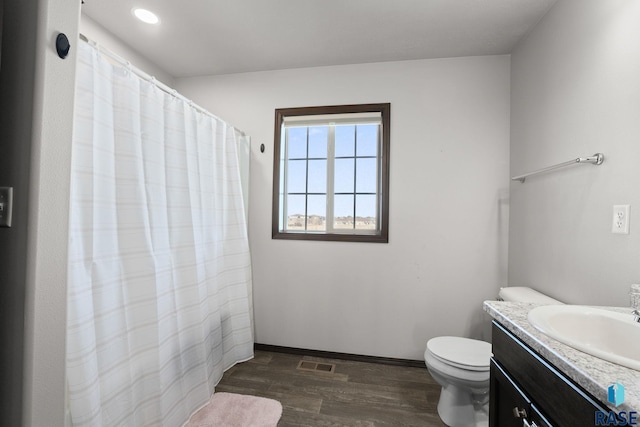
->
left=483, top=300, right=640, bottom=414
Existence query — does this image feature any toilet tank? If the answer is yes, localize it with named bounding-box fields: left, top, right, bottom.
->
left=498, top=287, right=563, bottom=305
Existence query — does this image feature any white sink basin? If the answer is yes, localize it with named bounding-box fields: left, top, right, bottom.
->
left=527, top=305, right=640, bottom=371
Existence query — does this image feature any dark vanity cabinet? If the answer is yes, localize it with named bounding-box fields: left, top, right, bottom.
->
left=490, top=359, right=553, bottom=427
left=489, top=321, right=614, bottom=427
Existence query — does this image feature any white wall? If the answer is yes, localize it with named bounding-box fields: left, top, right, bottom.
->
left=509, top=0, right=640, bottom=306
left=80, top=14, right=175, bottom=87
left=22, top=0, right=80, bottom=426
left=177, top=56, right=511, bottom=360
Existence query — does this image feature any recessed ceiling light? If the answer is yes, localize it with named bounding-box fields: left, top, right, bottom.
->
left=132, top=8, right=160, bottom=25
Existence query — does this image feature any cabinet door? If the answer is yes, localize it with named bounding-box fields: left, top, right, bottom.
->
left=530, top=404, right=554, bottom=427
left=490, top=359, right=532, bottom=427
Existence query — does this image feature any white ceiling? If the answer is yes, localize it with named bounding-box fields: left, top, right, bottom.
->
left=81, top=0, right=557, bottom=78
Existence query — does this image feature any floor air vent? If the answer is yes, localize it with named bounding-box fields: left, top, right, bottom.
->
left=296, top=360, right=336, bottom=373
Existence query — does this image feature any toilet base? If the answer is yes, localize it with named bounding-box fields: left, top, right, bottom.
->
left=437, top=383, right=488, bottom=427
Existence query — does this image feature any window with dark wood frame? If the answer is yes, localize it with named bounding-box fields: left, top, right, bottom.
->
left=272, top=103, right=390, bottom=243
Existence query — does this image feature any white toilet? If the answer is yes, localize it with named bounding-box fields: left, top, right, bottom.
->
left=424, top=287, right=563, bottom=427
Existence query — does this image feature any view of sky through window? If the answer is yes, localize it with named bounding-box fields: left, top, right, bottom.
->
left=285, top=123, right=379, bottom=227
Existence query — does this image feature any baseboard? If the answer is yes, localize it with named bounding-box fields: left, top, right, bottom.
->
left=254, top=343, right=425, bottom=368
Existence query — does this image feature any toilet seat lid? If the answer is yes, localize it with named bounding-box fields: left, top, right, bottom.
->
left=427, top=336, right=491, bottom=369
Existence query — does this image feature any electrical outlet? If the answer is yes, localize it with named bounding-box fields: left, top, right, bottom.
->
left=612, top=205, right=630, bottom=234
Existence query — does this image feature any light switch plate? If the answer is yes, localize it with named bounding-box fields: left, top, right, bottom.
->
left=0, top=187, right=13, bottom=227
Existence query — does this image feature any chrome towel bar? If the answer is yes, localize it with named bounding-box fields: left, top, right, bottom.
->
left=512, top=153, right=604, bottom=183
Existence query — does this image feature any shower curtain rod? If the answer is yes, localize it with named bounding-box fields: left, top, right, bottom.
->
left=78, top=33, right=247, bottom=137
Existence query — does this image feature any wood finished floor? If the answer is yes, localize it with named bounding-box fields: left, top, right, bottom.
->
left=216, top=350, right=447, bottom=427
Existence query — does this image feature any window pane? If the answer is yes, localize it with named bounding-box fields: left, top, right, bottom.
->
left=308, top=126, right=328, bottom=158
left=307, top=160, right=327, bottom=193
left=334, top=158, right=355, bottom=193
left=356, top=158, right=377, bottom=193
left=307, top=195, right=326, bottom=231
left=356, top=195, right=377, bottom=230
left=335, top=125, right=355, bottom=157
left=334, top=194, right=354, bottom=217
left=287, top=127, right=307, bottom=159
left=334, top=194, right=354, bottom=229
left=278, top=158, right=285, bottom=193
left=356, top=124, right=378, bottom=157
left=287, top=160, right=307, bottom=193
left=334, top=217, right=354, bottom=229
left=286, top=195, right=305, bottom=230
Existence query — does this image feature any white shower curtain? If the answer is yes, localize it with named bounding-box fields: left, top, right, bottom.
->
left=66, top=41, right=254, bottom=427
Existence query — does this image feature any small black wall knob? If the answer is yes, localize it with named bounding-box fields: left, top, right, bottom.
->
left=56, top=33, right=70, bottom=59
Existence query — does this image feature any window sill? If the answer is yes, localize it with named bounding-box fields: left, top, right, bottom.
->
left=272, top=230, right=388, bottom=243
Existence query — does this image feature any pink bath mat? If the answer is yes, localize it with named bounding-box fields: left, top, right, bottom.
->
left=185, top=392, right=283, bottom=427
